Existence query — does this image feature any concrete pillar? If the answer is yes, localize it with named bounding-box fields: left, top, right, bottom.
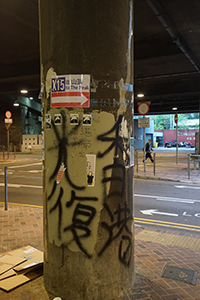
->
left=39, top=1, right=134, bottom=299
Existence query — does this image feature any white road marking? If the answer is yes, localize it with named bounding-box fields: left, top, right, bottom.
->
left=134, top=193, right=200, bottom=204
left=175, top=185, right=200, bottom=190
left=9, top=162, right=42, bottom=169
left=0, top=183, right=42, bottom=189
left=0, top=172, right=13, bottom=175
left=183, top=212, right=192, bottom=217
left=140, top=209, right=178, bottom=217
left=19, top=170, right=42, bottom=173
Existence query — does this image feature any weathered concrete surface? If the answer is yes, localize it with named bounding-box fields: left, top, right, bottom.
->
left=39, top=1, right=134, bottom=299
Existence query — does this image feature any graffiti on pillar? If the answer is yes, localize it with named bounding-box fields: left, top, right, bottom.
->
left=64, top=203, right=95, bottom=258
left=98, top=202, right=133, bottom=266
left=64, top=190, right=98, bottom=257
left=97, top=114, right=133, bottom=265
left=46, top=110, right=133, bottom=261
left=48, top=110, right=85, bottom=190
left=97, top=115, right=129, bottom=200
left=97, top=115, right=124, bottom=158
left=47, top=110, right=101, bottom=255
left=48, top=185, right=63, bottom=239
left=97, top=115, right=130, bottom=164
left=48, top=182, right=98, bottom=254
left=102, top=158, right=125, bottom=199
left=47, top=109, right=87, bottom=244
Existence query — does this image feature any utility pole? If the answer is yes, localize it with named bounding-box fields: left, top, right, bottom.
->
left=39, top=1, right=134, bottom=300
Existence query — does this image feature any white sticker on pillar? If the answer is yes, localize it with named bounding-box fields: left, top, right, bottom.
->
left=70, top=114, right=79, bottom=125
left=46, top=114, right=51, bottom=130
left=54, top=114, right=62, bottom=125
left=130, top=137, right=134, bottom=167
left=83, top=114, right=92, bottom=126
left=51, top=74, right=90, bottom=108
left=86, top=154, right=96, bottom=187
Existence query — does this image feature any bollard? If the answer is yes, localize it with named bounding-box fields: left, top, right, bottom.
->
left=5, top=167, right=8, bottom=210
left=188, top=154, right=190, bottom=179
left=136, top=151, right=139, bottom=172
left=153, top=152, right=156, bottom=175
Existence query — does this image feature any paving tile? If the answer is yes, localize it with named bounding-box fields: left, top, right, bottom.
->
left=129, top=292, right=149, bottom=299
left=161, top=294, right=184, bottom=300
left=144, top=290, right=163, bottom=300
left=1, top=204, right=200, bottom=299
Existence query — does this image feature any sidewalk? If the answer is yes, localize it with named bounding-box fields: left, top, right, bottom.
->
left=0, top=151, right=200, bottom=299
left=134, top=149, right=200, bottom=184
left=0, top=204, right=200, bottom=300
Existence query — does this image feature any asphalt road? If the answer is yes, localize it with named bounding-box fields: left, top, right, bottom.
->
left=134, top=178, right=200, bottom=234
left=1, top=157, right=200, bottom=234
left=0, top=159, right=43, bottom=206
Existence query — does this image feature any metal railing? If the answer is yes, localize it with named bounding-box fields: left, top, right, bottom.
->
left=188, top=154, right=200, bottom=179
left=136, top=150, right=156, bottom=175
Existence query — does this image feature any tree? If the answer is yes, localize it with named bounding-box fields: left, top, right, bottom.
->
left=153, top=115, right=170, bottom=130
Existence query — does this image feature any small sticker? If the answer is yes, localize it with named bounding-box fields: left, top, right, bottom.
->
left=57, top=163, right=66, bottom=184
left=83, top=114, right=92, bottom=126
left=54, top=114, right=62, bottom=125
left=46, top=114, right=51, bottom=130
left=130, top=137, right=134, bottom=167
left=70, top=114, right=79, bottom=125
left=86, top=154, right=96, bottom=187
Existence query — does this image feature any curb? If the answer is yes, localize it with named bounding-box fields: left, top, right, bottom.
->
left=134, top=174, right=200, bottom=185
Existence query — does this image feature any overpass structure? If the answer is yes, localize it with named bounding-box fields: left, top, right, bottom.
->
left=0, top=0, right=200, bottom=115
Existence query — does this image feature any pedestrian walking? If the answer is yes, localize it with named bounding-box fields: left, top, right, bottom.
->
left=143, top=139, right=154, bottom=163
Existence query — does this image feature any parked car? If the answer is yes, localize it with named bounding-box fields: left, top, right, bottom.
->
left=171, top=140, right=176, bottom=147
left=178, top=142, right=184, bottom=147
left=183, top=142, right=195, bottom=148
left=171, top=140, right=182, bottom=147
left=164, top=141, right=172, bottom=147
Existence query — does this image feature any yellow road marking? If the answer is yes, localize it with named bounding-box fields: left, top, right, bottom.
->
left=0, top=202, right=42, bottom=208
left=135, top=217, right=200, bottom=232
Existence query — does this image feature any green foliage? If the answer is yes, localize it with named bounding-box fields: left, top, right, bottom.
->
left=153, top=115, right=170, bottom=130
left=153, top=113, right=199, bottom=130
left=178, top=114, right=188, bottom=129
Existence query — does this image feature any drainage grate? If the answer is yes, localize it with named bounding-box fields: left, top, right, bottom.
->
left=162, top=265, right=198, bottom=285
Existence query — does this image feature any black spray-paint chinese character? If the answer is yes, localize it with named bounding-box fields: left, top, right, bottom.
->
left=98, top=202, right=133, bottom=266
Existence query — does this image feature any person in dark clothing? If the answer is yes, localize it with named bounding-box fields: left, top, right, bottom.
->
left=143, top=139, right=154, bottom=163
left=87, top=171, right=94, bottom=185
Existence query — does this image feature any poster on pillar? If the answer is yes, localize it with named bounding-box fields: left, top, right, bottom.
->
left=51, top=74, right=90, bottom=108
left=45, top=110, right=116, bottom=256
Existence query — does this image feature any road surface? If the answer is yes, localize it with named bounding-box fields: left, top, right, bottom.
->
left=134, top=178, right=200, bottom=234
left=1, top=158, right=200, bottom=234
left=0, top=159, right=43, bottom=206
